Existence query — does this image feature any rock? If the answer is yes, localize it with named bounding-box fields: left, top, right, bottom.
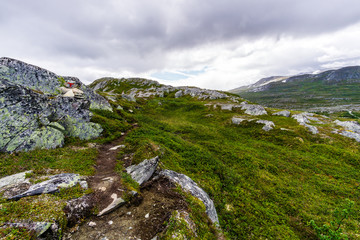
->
left=256, top=120, right=275, bottom=131
left=1, top=222, right=52, bottom=238
left=63, top=90, right=75, bottom=97
left=273, top=110, right=291, bottom=117
left=0, top=57, right=111, bottom=111
left=0, top=170, right=32, bottom=189
left=241, top=104, right=267, bottom=116
left=220, top=104, right=234, bottom=111
left=160, top=210, right=197, bottom=239
left=0, top=77, right=103, bottom=153
left=9, top=173, right=81, bottom=200
left=126, top=156, right=159, bottom=185
left=334, top=120, right=360, bottom=142
left=88, top=221, right=97, bottom=227
left=292, top=113, right=319, bottom=134
left=158, top=169, right=219, bottom=224
left=232, top=117, right=246, bottom=125
left=175, top=90, right=183, bottom=98
left=97, top=193, right=126, bottom=216
left=145, top=213, right=150, bottom=218
left=64, top=194, right=95, bottom=227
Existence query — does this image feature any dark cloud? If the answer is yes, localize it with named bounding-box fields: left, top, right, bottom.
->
left=1, top=0, right=360, bottom=85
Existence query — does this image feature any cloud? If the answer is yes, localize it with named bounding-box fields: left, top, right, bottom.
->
left=1, top=0, right=360, bottom=89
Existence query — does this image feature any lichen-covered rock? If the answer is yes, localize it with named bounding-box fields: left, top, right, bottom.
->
left=256, top=120, right=275, bottom=131
left=64, top=194, right=95, bottom=227
left=0, top=170, right=32, bottom=189
left=0, top=78, right=103, bottom=152
left=9, top=173, right=81, bottom=200
left=126, top=156, right=159, bottom=185
left=273, top=110, right=291, bottom=117
left=158, top=169, right=219, bottom=224
left=1, top=222, right=52, bottom=238
left=0, top=57, right=111, bottom=111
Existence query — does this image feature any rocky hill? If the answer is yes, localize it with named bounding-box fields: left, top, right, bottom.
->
left=230, top=66, right=360, bottom=112
left=1, top=59, right=360, bottom=240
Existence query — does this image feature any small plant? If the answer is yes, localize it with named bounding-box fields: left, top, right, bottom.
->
left=309, top=199, right=355, bottom=240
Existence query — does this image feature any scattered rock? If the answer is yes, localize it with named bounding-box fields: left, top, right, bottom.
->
left=97, top=193, right=126, bottom=216
left=126, top=156, right=159, bottom=185
left=9, top=173, right=81, bottom=200
left=219, top=104, right=234, bottom=111
left=273, top=110, right=291, bottom=117
left=145, top=213, right=150, bottom=218
left=232, top=117, right=246, bottom=125
left=292, top=112, right=319, bottom=134
left=256, top=120, right=275, bottom=131
left=175, top=90, right=183, bottom=98
left=88, top=221, right=97, bottom=227
left=158, top=169, right=219, bottom=224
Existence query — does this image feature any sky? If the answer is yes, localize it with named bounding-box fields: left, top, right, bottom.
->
left=2, top=0, right=360, bottom=90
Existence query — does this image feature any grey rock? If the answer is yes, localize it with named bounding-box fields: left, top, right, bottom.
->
left=9, top=173, right=81, bottom=200
left=334, top=120, right=360, bottom=142
left=97, top=193, right=126, bottom=216
left=241, top=104, right=267, bottom=116
left=292, top=112, right=319, bottom=134
left=232, top=117, right=246, bottom=125
left=273, top=110, right=291, bottom=117
left=256, top=120, right=275, bottom=131
left=126, top=156, right=159, bottom=185
left=158, top=169, right=219, bottom=224
left=1, top=222, right=52, bottom=237
left=0, top=170, right=32, bottom=189
left=175, top=90, right=183, bottom=98
left=220, top=104, right=234, bottom=111
left=64, top=194, right=95, bottom=226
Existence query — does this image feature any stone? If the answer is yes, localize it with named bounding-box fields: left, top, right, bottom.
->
left=97, top=193, right=126, bottom=216
left=126, top=156, right=159, bottom=185
left=273, top=110, right=291, bottom=117
left=232, top=117, right=246, bottom=125
left=175, top=90, right=183, bottom=98
left=9, top=173, right=81, bottom=200
left=64, top=194, right=95, bottom=227
left=1, top=222, right=52, bottom=238
left=256, top=120, right=275, bottom=131
left=0, top=170, right=32, bottom=189
left=241, top=104, right=267, bottom=116
left=63, top=90, right=75, bottom=97
left=161, top=210, right=197, bottom=239
left=292, top=113, right=319, bottom=134
left=158, top=169, right=219, bottom=224
left=220, top=104, right=234, bottom=111
left=109, top=145, right=125, bottom=151
left=334, top=120, right=360, bottom=142
left=88, top=221, right=97, bottom=227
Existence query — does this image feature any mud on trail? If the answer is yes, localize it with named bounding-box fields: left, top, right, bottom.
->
left=65, top=129, right=188, bottom=240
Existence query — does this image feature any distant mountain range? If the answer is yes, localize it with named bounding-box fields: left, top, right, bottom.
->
left=230, top=66, right=360, bottom=112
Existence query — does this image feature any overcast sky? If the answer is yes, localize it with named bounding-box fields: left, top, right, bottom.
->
left=2, top=0, right=360, bottom=90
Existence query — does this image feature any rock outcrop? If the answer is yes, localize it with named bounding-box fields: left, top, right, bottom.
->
left=292, top=112, right=319, bottom=134
left=0, top=58, right=110, bottom=152
left=158, top=169, right=219, bottom=224
left=334, top=120, right=360, bottom=142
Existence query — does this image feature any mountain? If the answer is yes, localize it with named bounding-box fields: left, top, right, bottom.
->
left=1, top=59, right=360, bottom=239
left=230, top=66, right=360, bottom=112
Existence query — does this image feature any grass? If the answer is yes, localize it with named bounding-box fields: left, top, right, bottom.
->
left=118, top=96, right=360, bottom=239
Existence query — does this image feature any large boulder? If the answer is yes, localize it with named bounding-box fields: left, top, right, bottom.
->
left=0, top=78, right=102, bottom=152
left=0, top=57, right=111, bottom=111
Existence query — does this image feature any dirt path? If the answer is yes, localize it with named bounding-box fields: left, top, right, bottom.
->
left=64, top=129, right=188, bottom=240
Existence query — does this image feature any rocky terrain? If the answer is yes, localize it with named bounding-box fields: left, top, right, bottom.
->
left=1, top=59, right=360, bottom=239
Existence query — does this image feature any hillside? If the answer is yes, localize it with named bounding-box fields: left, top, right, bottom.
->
left=1, top=59, right=360, bottom=239
left=230, top=66, right=360, bottom=112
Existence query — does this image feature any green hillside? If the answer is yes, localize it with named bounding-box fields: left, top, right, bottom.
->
left=231, top=66, right=360, bottom=111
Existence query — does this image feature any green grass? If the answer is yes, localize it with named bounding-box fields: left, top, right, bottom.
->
left=119, top=97, right=360, bottom=239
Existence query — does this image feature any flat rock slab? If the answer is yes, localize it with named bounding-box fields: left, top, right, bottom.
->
left=97, top=193, right=126, bottom=216
left=158, top=169, right=219, bottom=224
left=0, top=170, right=32, bottom=189
left=109, top=145, right=125, bottom=151
left=126, top=156, right=159, bottom=185
left=9, top=173, right=81, bottom=200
